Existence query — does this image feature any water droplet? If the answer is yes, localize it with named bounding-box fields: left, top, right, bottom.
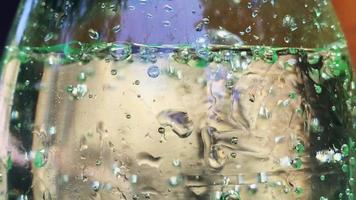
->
left=96, top=159, right=102, bottom=166
left=245, top=26, right=252, bottom=33
left=221, top=191, right=240, bottom=200
left=202, top=17, right=210, bottom=24
left=164, top=4, right=173, bottom=12
left=139, top=0, right=147, bottom=5
left=258, top=172, right=268, bottom=183
left=110, top=45, right=131, bottom=61
left=258, top=105, right=271, bottom=119
left=316, top=149, right=334, bottom=163
left=310, top=117, right=324, bottom=133
left=48, top=126, right=56, bottom=135
left=287, top=93, right=297, bottom=102
left=169, top=176, right=181, bottom=186
left=112, top=164, right=123, bottom=176
left=314, top=84, right=322, bottom=94
left=172, top=159, right=181, bottom=167
left=24, top=80, right=30, bottom=86
left=162, top=20, right=171, bottom=27
left=91, top=181, right=100, bottom=192
left=195, top=22, right=204, bottom=32
left=125, top=113, right=131, bottom=119
left=157, top=110, right=194, bottom=138
left=307, top=53, right=321, bottom=65
left=320, top=175, right=326, bottom=181
left=147, top=65, right=160, bottom=78
left=77, top=72, right=87, bottom=83
left=111, top=69, right=117, bottom=75
left=252, top=10, right=258, bottom=18
left=128, top=5, right=135, bottom=10
left=230, top=137, right=238, bottom=145
left=284, top=36, right=290, bottom=43
left=282, top=15, right=298, bottom=31
left=34, top=149, right=48, bottom=168
left=294, top=142, right=305, bottom=155
left=44, top=32, right=54, bottom=42
left=333, top=153, right=342, bottom=162
left=112, top=25, right=121, bottom=33
left=292, top=157, right=303, bottom=169
left=295, top=186, right=303, bottom=195
left=131, top=174, right=138, bottom=184
left=350, top=157, right=355, bottom=166
left=134, top=80, right=140, bottom=85
left=88, top=29, right=99, bottom=40
left=249, top=184, right=258, bottom=194
left=341, top=144, right=350, bottom=157
left=11, top=110, right=19, bottom=120
left=155, top=127, right=165, bottom=136
left=147, top=13, right=153, bottom=18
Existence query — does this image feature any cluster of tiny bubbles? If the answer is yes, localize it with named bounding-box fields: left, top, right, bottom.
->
left=251, top=46, right=278, bottom=64
left=66, top=71, right=93, bottom=100
left=66, top=84, right=88, bottom=99
left=139, top=46, right=158, bottom=63
left=282, top=15, right=298, bottom=32
left=230, top=51, right=252, bottom=72
left=195, top=17, right=210, bottom=32
left=194, top=36, right=212, bottom=61
left=173, top=47, right=193, bottom=64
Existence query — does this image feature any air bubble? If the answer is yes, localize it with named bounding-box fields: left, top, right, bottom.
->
left=112, top=25, right=121, bottom=33
left=162, top=20, right=171, bottom=27
left=164, top=4, right=173, bottom=12
left=44, top=32, right=54, bottom=42
left=88, top=29, right=99, bottom=40
left=147, top=65, right=160, bottom=78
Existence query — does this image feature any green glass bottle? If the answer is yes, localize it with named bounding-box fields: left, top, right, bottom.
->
left=0, top=0, right=354, bottom=199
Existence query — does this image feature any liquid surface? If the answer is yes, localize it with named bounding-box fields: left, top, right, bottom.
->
left=0, top=43, right=355, bottom=200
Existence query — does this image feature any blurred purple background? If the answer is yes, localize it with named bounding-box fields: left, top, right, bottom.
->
left=0, top=0, right=20, bottom=56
